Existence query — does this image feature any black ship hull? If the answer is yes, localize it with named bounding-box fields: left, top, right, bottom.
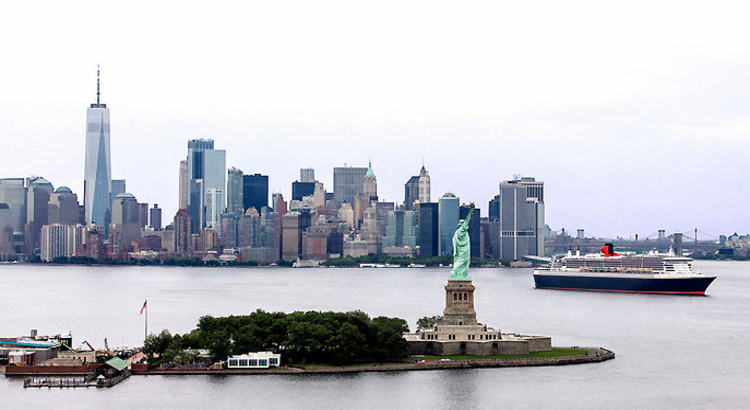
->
left=533, top=273, right=716, bottom=295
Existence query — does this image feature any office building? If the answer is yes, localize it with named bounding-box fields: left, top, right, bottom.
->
left=404, top=164, right=430, bottom=211
left=0, top=178, right=27, bottom=252
left=83, top=68, right=112, bottom=234
left=48, top=186, right=83, bottom=226
left=333, top=166, right=368, bottom=207
left=150, top=204, right=162, bottom=230
left=438, top=193, right=459, bottom=256
left=227, top=167, right=244, bottom=217
left=242, top=174, right=269, bottom=214
left=300, top=168, right=315, bottom=183
left=382, top=210, right=418, bottom=249
left=292, top=181, right=315, bottom=201
left=186, top=139, right=226, bottom=233
left=497, top=177, right=545, bottom=260
left=25, top=177, right=53, bottom=253
left=179, top=160, right=188, bottom=210
left=0, top=204, right=13, bottom=255
left=110, top=193, right=141, bottom=253
left=205, top=187, right=224, bottom=235
left=416, top=202, right=439, bottom=257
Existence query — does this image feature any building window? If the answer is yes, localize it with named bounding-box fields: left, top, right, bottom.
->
left=250, top=359, right=258, bottom=366
left=239, top=359, right=248, bottom=367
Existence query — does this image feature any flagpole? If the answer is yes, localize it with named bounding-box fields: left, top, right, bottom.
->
left=145, top=303, right=148, bottom=341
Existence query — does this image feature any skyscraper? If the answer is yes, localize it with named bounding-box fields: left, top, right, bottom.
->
left=333, top=166, right=368, bottom=207
left=0, top=178, right=27, bottom=252
left=497, top=177, right=545, bottom=261
left=438, top=193, right=459, bottom=256
left=416, top=202, right=438, bottom=257
left=226, top=167, right=244, bottom=217
left=186, top=139, right=226, bottom=233
left=242, top=174, right=269, bottom=214
left=83, top=67, right=112, bottom=234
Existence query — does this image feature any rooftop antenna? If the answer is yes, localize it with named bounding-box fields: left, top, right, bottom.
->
left=96, top=65, right=100, bottom=105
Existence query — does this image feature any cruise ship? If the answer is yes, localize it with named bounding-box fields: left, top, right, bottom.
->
left=533, top=244, right=716, bottom=295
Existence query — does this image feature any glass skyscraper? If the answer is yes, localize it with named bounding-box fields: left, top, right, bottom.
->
left=83, top=68, right=112, bottom=234
left=186, top=139, right=226, bottom=233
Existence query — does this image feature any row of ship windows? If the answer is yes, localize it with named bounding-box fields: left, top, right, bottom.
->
left=424, top=334, right=498, bottom=340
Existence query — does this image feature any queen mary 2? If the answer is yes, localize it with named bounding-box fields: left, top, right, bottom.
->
left=533, top=244, right=716, bottom=295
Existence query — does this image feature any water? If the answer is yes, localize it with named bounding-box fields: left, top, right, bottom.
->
left=1, top=261, right=748, bottom=409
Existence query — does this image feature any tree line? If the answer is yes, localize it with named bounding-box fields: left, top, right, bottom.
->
left=143, top=309, right=411, bottom=366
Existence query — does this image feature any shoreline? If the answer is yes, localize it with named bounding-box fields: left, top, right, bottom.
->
left=132, top=347, right=614, bottom=376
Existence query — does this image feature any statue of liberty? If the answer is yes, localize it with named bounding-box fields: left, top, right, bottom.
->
left=449, top=203, right=475, bottom=281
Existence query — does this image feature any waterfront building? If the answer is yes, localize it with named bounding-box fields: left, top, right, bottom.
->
left=242, top=173, right=269, bottom=215
left=416, top=202, right=438, bottom=257
left=83, top=68, right=112, bottom=235
left=0, top=178, right=27, bottom=252
left=226, top=167, right=244, bottom=217
left=186, top=139, right=226, bottom=234
left=199, top=227, right=218, bottom=251
left=40, top=224, right=85, bottom=262
left=48, top=187, right=83, bottom=226
left=375, top=201, right=394, bottom=237
left=343, top=236, right=369, bottom=258
left=75, top=225, right=107, bottom=261
left=497, top=177, right=545, bottom=261
left=226, top=352, right=281, bottom=369
left=25, top=177, right=53, bottom=253
left=149, top=204, right=162, bottom=230
left=240, top=208, right=261, bottom=248
left=438, top=193, right=459, bottom=256
left=333, top=166, right=368, bottom=207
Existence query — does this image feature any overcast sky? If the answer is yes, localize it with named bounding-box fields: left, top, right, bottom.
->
left=2, top=1, right=749, bottom=239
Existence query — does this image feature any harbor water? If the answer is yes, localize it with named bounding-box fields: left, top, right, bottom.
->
left=1, top=261, right=748, bottom=409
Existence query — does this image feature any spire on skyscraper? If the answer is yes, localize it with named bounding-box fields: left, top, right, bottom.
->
left=96, top=65, right=100, bottom=105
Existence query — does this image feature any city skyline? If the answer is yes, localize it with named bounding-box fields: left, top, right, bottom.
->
left=2, top=2, right=749, bottom=238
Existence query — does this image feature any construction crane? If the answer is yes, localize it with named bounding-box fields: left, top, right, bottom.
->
left=82, top=340, right=95, bottom=351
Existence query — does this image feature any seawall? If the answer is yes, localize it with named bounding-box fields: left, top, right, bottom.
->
left=132, top=347, right=614, bottom=375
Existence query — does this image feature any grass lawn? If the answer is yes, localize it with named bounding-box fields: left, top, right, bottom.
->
left=287, top=348, right=595, bottom=369
left=410, top=347, right=596, bottom=361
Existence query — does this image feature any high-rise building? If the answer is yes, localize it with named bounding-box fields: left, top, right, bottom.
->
left=186, top=139, right=226, bottom=233
left=226, top=167, right=244, bottom=217
left=292, top=181, right=315, bottom=201
left=438, top=193, right=459, bottom=256
left=363, top=161, right=377, bottom=201
left=242, top=174, right=269, bottom=214
left=83, top=67, right=112, bottom=234
left=111, top=179, right=126, bottom=200
left=404, top=164, right=430, bottom=211
left=110, top=193, right=141, bottom=253
left=0, top=178, right=27, bottom=252
left=333, top=166, right=368, bottom=207
left=300, top=168, right=315, bottom=183
left=179, top=160, right=188, bottom=210
left=382, top=210, right=418, bottom=249
left=497, top=177, right=545, bottom=260
left=0, top=204, right=13, bottom=255
left=173, top=209, right=191, bottom=254
left=418, top=165, right=430, bottom=204
left=25, top=177, right=53, bottom=253
left=40, top=224, right=85, bottom=262
left=205, top=187, right=224, bottom=235
left=150, top=204, right=162, bottom=230
left=416, top=202, right=438, bottom=257
left=48, top=186, right=83, bottom=226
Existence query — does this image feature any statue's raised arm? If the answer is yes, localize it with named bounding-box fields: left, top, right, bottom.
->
left=449, top=202, right=475, bottom=281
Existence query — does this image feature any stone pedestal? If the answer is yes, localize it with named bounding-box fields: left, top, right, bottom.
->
left=443, top=280, right=477, bottom=326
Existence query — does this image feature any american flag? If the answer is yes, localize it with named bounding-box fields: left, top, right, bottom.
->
left=140, top=300, right=148, bottom=315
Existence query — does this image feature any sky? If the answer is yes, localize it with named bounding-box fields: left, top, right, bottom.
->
left=1, top=1, right=749, bottom=239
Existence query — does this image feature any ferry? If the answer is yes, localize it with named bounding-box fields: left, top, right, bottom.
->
left=533, top=244, right=716, bottom=295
